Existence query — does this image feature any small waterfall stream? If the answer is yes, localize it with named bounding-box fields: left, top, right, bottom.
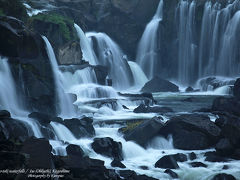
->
left=42, top=36, right=75, bottom=117
left=136, top=0, right=164, bottom=79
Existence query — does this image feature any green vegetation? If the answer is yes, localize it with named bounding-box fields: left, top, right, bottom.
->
left=121, top=120, right=143, bottom=133
left=0, top=9, right=4, bottom=16
left=30, top=13, right=74, bottom=41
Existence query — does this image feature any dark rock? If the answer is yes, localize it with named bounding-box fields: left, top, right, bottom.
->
left=63, top=117, right=95, bottom=138
left=139, top=166, right=149, bottom=170
left=66, top=144, right=84, bottom=157
left=164, top=169, right=178, bottom=179
left=28, top=112, right=52, bottom=125
left=172, top=153, right=188, bottom=162
left=0, top=16, right=56, bottom=115
left=124, top=117, right=164, bottom=147
left=233, top=78, right=240, bottom=99
left=94, top=65, right=108, bottom=85
left=211, top=173, right=236, bottom=180
left=92, top=137, right=123, bottom=161
left=122, top=105, right=129, bottom=110
left=205, top=151, right=229, bottom=162
left=214, top=113, right=240, bottom=147
left=185, top=86, right=194, bottom=92
left=182, top=97, right=194, bottom=102
left=21, top=137, right=53, bottom=168
left=160, top=114, right=221, bottom=150
left=133, top=104, right=173, bottom=114
left=212, top=97, right=240, bottom=116
left=54, top=155, right=120, bottom=180
left=119, top=170, right=158, bottom=180
left=190, top=162, right=207, bottom=168
left=232, top=149, right=240, bottom=160
left=155, top=155, right=179, bottom=169
left=215, top=138, right=234, bottom=156
left=189, top=152, right=197, bottom=160
left=141, top=77, right=179, bottom=93
left=222, top=165, right=229, bottom=170
left=0, top=110, right=11, bottom=118
left=111, top=159, right=126, bottom=168
left=0, top=117, right=33, bottom=141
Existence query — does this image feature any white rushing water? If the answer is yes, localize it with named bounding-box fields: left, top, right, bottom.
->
left=86, top=32, right=134, bottom=90
left=176, top=0, right=197, bottom=85
left=74, top=24, right=98, bottom=65
left=0, top=57, right=42, bottom=137
left=136, top=0, right=164, bottom=79
left=42, top=36, right=75, bottom=117
left=128, top=61, right=148, bottom=90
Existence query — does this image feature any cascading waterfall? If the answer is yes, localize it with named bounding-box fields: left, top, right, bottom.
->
left=198, top=0, right=240, bottom=81
left=128, top=61, right=148, bottom=90
left=74, top=24, right=98, bottom=65
left=136, top=0, right=164, bottom=79
left=176, top=0, right=197, bottom=85
left=0, top=56, right=42, bottom=137
left=86, top=32, right=134, bottom=89
left=42, top=36, right=75, bottom=117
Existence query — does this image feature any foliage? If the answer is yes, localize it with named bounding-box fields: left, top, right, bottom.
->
left=121, top=121, right=143, bottom=133
left=30, top=13, right=74, bottom=41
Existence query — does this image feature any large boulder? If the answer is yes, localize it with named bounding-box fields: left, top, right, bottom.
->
left=211, top=173, right=236, bottom=180
left=141, top=77, right=179, bottom=93
left=124, top=117, right=164, bottom=147
left=215, top=138, right=234, bottom=156
left=66, top=144, right=84, bottom=157
left=91, top=137, right=123, bottom=161
left=233, top=78, right=240, bottom=99
left=119, top=170, right=158, bottom=180
left=212, top=97, right=240, bottom=116
left=21, top=138, right=53, bottom=169
left=155, top=155, right=179, bottom=169
left=160, top=114, right=221, bottom=150
left=63, top=117, right=95, bottom=138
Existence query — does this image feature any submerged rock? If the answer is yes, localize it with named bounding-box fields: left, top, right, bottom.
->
left=164, top=169, right=178, bottom=179
left=189, top=162, right=207, bottom=168
left=141, top=76, right=179, bottom=93
left=91, top=137, right=123, bottom=161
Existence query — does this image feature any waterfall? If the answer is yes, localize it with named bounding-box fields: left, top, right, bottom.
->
left=0, top=56, right=43, bottom=138
left=42, top=36, right=75, bottom=117
left=128, top=61, right=148, bottom=89
left=86, top=32, right=134, bottom=90
left=136, top=0, right=164, bottom=79
left=74, top=24, right=98, bottom=65
left=176, top=0, right=197, bottom=85
left=198, top=0, right=240, bottom=79
left=62, top=67, right=97, bottom=91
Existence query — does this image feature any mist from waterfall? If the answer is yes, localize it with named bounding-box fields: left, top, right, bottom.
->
left=42, top=36, right=75, bottom=117
left=136, top=0, right=164, bottom=79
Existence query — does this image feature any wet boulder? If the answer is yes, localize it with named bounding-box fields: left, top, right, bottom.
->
left=63, top=117, right=95, bottom=138
left=185, top=86, right=194, bottom=92
left=119, top=170, right=158, bottom=180
left=0, top=110, right=11, bottom=118
left=212, top=97, right=240, bottom=116
left=141, top=76, right=179, bottom=93
left=111, top=159, right=126, bottom=168
left=91, top=137, right=123, bottom=161
left=155, top=155, right=179, bottom=169
left=164, top=169, right=178, bottom=179
left=21, top=137, right=53, bottom=169
left=233, top=78, right=240, bottom=99
left=133, top=104, right=173, bottom=114
left=28, top=112, right=53, bottom=125
left=124, top=117, right=164, bottom=147
left=159, top=114, right=221, bottom=150
left=189, top=162, right=207, bottom=168
left=211, top=173, right=236, bottom=180
left=66, top=144, right=84, bottom=157
left=204, top=151, right=229, bottom=162
left=215, top=138, right=234, bottom=156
